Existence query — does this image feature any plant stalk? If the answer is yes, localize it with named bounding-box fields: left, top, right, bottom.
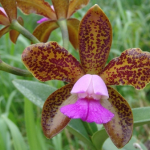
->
left=0, top=60, right=32, bottom=77
left=57, top=19, right=69, bottom=50
left=10, top=20, right=40, bottom=44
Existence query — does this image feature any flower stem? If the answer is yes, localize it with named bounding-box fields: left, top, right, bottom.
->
left=0, top=60, right=32, bottom=77
left=57, top=19, right=69, bottom=50
left=82, top=121, right=94, bottom=136
left=10, top=20, right=40, bottom=44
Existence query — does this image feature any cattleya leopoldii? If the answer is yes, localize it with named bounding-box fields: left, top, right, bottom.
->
left=0, top=1, right=23, bottom=43
left=22, top=5, right=150, bottom=148
left=17, top=0, right=89, bottom=50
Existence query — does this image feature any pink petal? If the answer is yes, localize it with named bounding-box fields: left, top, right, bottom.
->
left=37, top=17, right=50, bottom=23
left=71, top=74, right=92, bottom=94
left=92, top=75, right=109, bottom=99
left=60, top=98, right=114, bottom=124
left=60, top=98, right=88, bottom=121
left=86, top=99, right=114, bottom=124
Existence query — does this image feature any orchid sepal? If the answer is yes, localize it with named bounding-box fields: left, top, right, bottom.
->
left=101, top=48, right=150, bottom=89
left=16, top=0, right=56, bottom=20
left=102, top=86, right=133, bottom=148
left=33, top=20, right=59, bottom=42
left=79, top=4, right=112, bottom=75
left=22, top=42, right=84, bottom=83
left=42, top=83, right=76, bottom=138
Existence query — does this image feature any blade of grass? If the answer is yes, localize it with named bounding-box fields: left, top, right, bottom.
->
left=24, top=98, right=45, bottom=150
left=2, top=115, right=27, bottom=150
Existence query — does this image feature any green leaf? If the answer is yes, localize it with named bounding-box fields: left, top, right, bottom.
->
left=88, top=122, right=98, bottom=133
left=91, top=128, right=108, bottom=150
left=12, top=79, right=57, bottom=108
left=0, top=117, right=8, bottom=150
left=92, top=107, right=150, bottom=150
left=132, top=107, right=150, bottom=126
left=24, top=98, right=47, bottom=150
left=67, top=119, right=97, bottom=150
left=2, top=115, right=27, bottom=150
left=103, top=136, right=147, bottom=150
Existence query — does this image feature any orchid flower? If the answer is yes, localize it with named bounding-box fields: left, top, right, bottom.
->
left=16, top=0, right=89, bottom=50
left=0, top=1, right=23, bottom=43
left=22, top=5, right=150, bottom=148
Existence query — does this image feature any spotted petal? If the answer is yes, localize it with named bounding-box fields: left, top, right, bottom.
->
left=51, top=0, right=69, bottom=19
left=42, top=83, right=76, bottom=138
left=16, top=0, right=56, bottom=20
left=101, top=86, right=133, bottom=148
left=67, top=18, right=80, bottom=50
left=0, top=0, right=17, bottom=22
left=101, top=48, right=150, bottom=89
left=22, top=42, right=84, bottom=83
left=79, top=4, right=112, bottom=75
left=33, top=20, right=59, bottom=42
left=67, top=0, right=90, bottom=18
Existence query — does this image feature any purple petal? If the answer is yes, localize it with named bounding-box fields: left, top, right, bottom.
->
left=60, top=98, right=88, bottom=121
left=71, top=74, right=92, bottom=94
left=60, top=98, right=114, bottom=124
left=86, top=99, right=114, bottom=124
left=92, top=75, right=109, bottom=99
left=37, top=17, right=49, bottom=24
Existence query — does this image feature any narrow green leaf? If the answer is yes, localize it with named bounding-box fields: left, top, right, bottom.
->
left=5, top=90, right=16, bottom=114
left=52, top=134, right=63, bottom=150
left=88, top=122, right=98, bottom=133
left=132, top=107, right=150, bottom=126
left=12, top=79, right=56, bottom=108
left=2, top=115, right=27, bottom=150
left=91, top=128, right=108, bottom=150
left=24, top=98, right=45, bottom=150
left=0, top=117, right=8, bottom=150
left=67, top=119, right=96, bottom=150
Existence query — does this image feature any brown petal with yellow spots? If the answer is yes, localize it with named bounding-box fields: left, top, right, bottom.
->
left=33, top=20, right=59, bottom=42
left=22, top=42, right=84, bottom=83
left=67, top=0, right=90, bottom=18
left=67, top=18, right=80, bottom=50
left=52, top=0, right=69, bottom=19
left=79, top=4, right=112, bottom=75
left=16, top=0, right=56, bottom=20
left=0, top=0, right=17, bottom=22
left=42, top=83, right=77, bottom=138
left=101, top=48, right=150, bottom=89
left=101, top=86, right=133, bottom=148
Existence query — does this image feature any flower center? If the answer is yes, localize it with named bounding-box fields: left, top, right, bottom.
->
left=71, top=74, right=109, bottom=100
left=60, top=74, right=114, bottom=124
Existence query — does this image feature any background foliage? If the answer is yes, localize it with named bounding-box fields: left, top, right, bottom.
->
left=0, top=0, right=150, bottom=149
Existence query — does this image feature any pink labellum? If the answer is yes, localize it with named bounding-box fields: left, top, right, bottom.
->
left=60, top=98, right=114, bottom=124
